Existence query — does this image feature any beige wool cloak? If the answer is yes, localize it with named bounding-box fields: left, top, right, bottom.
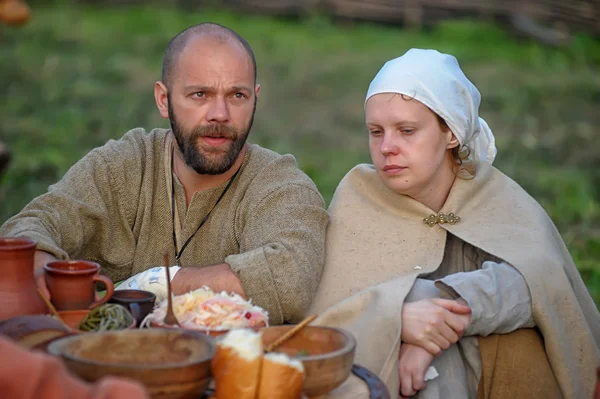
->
left=310, top=163, right=600, bottom=399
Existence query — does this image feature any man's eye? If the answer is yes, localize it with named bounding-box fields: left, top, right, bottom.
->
left=234, top=93, right=245, bottom=99
left=401, top=128, right=415, bottom=135
left=193, top=92, right=205, bottom=98
left=369, top=130, right=382, bottom=136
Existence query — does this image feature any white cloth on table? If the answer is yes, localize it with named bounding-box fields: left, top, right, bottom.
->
left=116, top=266, right=181, bottom=302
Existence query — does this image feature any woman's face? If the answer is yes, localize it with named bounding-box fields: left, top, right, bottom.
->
left=366, top=93, right=458, bottom=201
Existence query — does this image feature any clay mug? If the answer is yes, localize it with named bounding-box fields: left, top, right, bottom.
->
left=108, top=289, right=156, bottom=327
left=44, top=260, right=114, bottom=311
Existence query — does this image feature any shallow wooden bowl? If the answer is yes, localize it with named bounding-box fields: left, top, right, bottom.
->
left=47, top=329, right=215, bottom=399
left=261, top=325, right=356, bottom=397
left=0, top=314, right=72, bottom=351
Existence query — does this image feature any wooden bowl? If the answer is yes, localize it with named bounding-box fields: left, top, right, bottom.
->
left=0, top=315, right=72, bottom=352
left=57, top=309, right=136, bottom=333
left=47, top=329, right=215, bottom=399
left=261, top=325, right=356, bottom=397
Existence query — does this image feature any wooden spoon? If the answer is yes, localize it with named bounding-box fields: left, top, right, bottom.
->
left=36, top=288, right=75, bottom=333
left=162, top=253, right=180, bottom=327
left=265, top=314, right=317, bottom=353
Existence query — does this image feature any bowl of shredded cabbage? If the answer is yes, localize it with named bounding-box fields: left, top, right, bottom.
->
left=142, top=287, right=269, bottom=336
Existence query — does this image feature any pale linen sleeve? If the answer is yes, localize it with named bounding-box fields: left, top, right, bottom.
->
left=0, top=133, right=139, bottom=268
left=434, top=261, right=535, bottom=336
left=225, top=183, right=328, bottom=325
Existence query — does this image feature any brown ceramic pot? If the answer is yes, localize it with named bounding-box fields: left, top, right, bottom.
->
left=0, top=237, right=48, bottom=321
left=44, top=260, right=114, bottom=311
left=108, top=289, right=156, bottom=327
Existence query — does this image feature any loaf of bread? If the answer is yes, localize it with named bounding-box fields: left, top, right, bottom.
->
left=211, top=328, right=305, bottom=399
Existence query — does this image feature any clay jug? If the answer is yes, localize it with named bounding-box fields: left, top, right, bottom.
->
left=0, top=237, right=47, bottom=321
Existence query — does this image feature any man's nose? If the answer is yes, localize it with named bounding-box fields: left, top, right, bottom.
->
left=206, top=96, right=230, bottom=123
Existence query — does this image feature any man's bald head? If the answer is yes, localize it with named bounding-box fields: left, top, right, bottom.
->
left=161, top=22, right=257, bottom=90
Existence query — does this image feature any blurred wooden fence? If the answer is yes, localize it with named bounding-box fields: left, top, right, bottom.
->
left=86, top=0, right=599, bottom=37
left=323, top=0, right=599, bottom=33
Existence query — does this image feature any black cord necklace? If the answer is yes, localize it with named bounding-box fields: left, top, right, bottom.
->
left=170, top=146, right=240, bottom=266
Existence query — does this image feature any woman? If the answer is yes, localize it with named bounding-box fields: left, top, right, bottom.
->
left=310, top=49, right=599, bottom=398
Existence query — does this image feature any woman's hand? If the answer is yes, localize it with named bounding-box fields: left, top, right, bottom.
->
left=398, top=343, right=435, bottom=398
left=401, top=298, right=471, bottom=355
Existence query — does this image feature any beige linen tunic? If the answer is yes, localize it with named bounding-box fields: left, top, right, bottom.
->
left=0, top=128, right=329, bottom=324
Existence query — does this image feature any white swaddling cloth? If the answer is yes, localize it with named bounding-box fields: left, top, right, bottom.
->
left=116, top=266, right=181, bottom=302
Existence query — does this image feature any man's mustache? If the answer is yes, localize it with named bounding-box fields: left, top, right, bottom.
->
left=192, top=124, right=241, bottom=139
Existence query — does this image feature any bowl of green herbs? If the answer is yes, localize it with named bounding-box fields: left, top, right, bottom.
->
left=57, top=303, right=136, bottom=333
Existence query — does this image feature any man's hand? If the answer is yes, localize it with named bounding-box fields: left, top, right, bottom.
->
left=33, top=250, right=56, bottom=299
left=171, top=263, right=246, bottom=298
left=401, top=298, right=471, bottom=355
left=398, top=343, right=435, bottom=398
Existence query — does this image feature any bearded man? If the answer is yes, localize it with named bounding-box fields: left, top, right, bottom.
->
left=0, top=23, right=328, bottom=325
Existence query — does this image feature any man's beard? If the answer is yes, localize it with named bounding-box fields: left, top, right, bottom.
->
left=168, top=100, right=255, bottom=175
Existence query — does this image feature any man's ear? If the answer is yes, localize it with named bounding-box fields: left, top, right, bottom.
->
left=154, top=81, right=169, bottom=119
left=254, top=84, right=261, bottom=100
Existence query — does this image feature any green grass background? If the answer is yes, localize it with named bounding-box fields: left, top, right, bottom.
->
left=1, top=2, right=599, bottom=304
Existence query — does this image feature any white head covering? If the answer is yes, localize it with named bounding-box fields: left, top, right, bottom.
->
left=365, top=49, right=497, bottom=167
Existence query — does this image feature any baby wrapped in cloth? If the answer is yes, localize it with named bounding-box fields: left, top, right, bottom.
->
left=117, top=266, right=181, bottom=302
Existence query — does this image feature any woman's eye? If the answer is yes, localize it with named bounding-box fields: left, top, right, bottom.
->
left=369, top=130, right=382, bottom=136
left=401, top=128, right=415, bottom=135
